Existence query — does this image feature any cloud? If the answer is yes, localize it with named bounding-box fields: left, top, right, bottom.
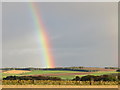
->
left=2, top=2, right=118, bottom=67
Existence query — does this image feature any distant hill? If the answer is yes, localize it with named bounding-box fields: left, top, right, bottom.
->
left=0, top=66, right=117, bottom=72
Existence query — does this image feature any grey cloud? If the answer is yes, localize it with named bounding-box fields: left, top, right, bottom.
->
left=2, top=2, right=118, bottom=68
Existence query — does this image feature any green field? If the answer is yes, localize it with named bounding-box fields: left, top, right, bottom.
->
left=51, top=71, right=118, bottom=79
left=89, top=71, right=118, bottom=76
left=19, top=70, right=81, bottom=75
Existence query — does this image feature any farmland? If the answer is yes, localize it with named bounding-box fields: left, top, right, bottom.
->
left=1, top=67, right=119, bottom=87
left=2, top=70, right=89, bottom=79
left=1, top=67, right=118, bottom=80
left=1, top=85, right=118, bottom=88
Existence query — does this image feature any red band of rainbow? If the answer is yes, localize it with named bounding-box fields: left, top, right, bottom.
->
left=29, top=2, right=55, bottom=68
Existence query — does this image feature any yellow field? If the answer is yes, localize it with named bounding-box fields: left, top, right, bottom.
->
left=1, top=85, right=118, bottom=88
left=3, top=70, right=31, bottom=74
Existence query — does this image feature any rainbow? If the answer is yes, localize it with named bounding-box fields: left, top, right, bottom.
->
left=29, top=2, right=55, bottom=68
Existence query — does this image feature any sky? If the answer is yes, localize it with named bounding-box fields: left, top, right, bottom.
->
left=2, top=2, right=118, bottom=68
left=0, top=2, right=2, bottom=69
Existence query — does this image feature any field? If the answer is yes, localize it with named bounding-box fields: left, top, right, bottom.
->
left=1, top=67, right=118, bottom=80
left=1, top=85, right=118, bottom=88
left=3, top=70, right=31, bottom=74
left=1, top=67, right=119, bottom=88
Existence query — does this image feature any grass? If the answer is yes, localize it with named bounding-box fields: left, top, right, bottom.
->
left=51, top=71, right=118, bottom=80
left=89, top=71, right=118, bottom=76
left=18, top=70, right=82, bottom=75
left=2, top=73, right=22, bottom=78
left=52, top=75, right=77, bottom=80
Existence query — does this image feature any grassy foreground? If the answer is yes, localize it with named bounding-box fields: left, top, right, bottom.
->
left=2, top=80, right=118, bottom=85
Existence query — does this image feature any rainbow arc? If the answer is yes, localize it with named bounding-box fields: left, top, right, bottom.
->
left=29, top=2, right=55, bottom=68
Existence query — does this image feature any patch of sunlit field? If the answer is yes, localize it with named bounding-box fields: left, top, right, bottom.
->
left=1, top=85, right=118, bottom=88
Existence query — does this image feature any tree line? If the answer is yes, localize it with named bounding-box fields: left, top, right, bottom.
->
left=72, top=74, right=118, bottom=81
left=3, top=74, right=119, bottom=81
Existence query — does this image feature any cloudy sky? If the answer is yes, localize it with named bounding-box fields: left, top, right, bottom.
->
left=2, top=2, right=118, bottom=68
